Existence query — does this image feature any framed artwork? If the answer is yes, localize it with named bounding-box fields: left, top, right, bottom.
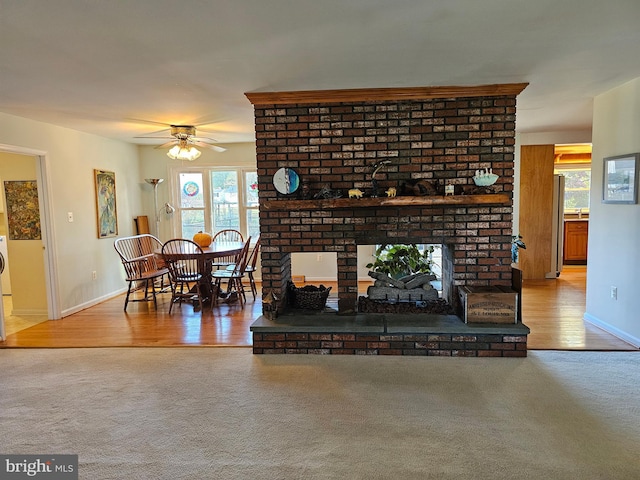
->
left=94, top=169, right=118, bottom=238
left=4, top=180, right=41, bottom=240
left=603, top=153, right=639, bottom=204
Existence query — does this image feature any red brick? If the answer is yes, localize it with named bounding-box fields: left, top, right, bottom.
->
left=478, top=350, right=502, bottom=357
left=490, top=342, right=516, bottom=350
left=503, top=350, right=527, bottom=357
left=256, top=94, right=517, bottom=317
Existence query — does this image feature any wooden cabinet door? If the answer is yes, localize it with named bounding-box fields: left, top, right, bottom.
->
left=519, top=145, right=555, bottom=279
left=563, top=221, right=588, bottom=263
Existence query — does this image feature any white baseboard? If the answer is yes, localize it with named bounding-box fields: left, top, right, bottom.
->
left=9, top=309, right=47, bottom=316
left=584, top=312, right=640, bottom=348
left=61, top=288, right=126, bottom=318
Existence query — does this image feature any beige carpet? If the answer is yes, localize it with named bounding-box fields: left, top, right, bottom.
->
left=1, top=348, right=639, bottom=479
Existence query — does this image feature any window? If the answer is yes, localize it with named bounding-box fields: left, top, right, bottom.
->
left=554, top=164, right=591, bottom=212
left=172, top=167, right=258, bottom=240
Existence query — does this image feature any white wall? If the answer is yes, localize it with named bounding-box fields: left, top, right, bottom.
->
left=584, top=78, right=640, bottom=347
left=0, top=112, right=141, bottom=317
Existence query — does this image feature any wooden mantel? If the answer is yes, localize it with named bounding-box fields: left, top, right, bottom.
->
left=245, top=83, right=528, bottom=105
left=262, top=194, right=511, bottom=211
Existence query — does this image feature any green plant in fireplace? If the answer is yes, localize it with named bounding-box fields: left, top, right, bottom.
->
left=366, top=244, right=434, bottom=279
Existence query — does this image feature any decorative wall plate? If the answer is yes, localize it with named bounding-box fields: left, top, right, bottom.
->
left=273, top=167, right=300, bottom=194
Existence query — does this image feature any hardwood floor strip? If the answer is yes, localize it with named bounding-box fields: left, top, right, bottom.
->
left=1, top=272, right=637, bottom=350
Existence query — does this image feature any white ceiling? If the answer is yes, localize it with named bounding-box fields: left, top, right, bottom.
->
left=1, top=0, right=639, bottom=146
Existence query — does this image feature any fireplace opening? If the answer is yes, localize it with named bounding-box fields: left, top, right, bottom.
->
left=357, top=244, right=455, bottom=315
left=287, top=245, right=457, bottom=315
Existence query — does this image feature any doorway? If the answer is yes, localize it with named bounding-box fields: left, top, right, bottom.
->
left=0, top=144, right=59, bottom=340
left=518, top=143, right=592, bottom=280
left=554, top=144, right=592, bottom=266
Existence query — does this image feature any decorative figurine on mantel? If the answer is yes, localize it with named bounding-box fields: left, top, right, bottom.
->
left=298, top=179, right=312, bottom=200
left=313, top=185, right=342, bottom=199
left=469, top=168, right=499, bottom=194
left=348, top=188, right=364, bottom=199
left=473, top=168, right=499, bottom=187
left=370, top=160, right=392, bottom=197
left=400, top=179, right=438, bottom=196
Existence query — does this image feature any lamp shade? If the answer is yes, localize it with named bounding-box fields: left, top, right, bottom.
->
left=167, top=141, right=201, bottom=161
left=167, top=145, right=201, bottom=161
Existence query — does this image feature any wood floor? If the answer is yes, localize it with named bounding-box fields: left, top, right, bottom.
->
left=0, top=268, right=637, bottom=350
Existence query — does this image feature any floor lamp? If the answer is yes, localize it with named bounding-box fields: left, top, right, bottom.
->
left=144, top=178, right=164, bottom=238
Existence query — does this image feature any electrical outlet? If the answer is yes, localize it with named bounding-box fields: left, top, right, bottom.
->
left=610, top=286, right=617, bottom=300
left=67, top=212, right=74, bottom=222
left=317, top=254, right=322, bottom=262
left=92, top=271, right=97, bottom=280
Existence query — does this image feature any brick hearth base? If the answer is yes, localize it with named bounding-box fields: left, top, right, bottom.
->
left=251, top=314, right=529, bottom=357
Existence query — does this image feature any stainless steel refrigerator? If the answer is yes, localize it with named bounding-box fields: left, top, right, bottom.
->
left=546, top=174, right=565, bottom=278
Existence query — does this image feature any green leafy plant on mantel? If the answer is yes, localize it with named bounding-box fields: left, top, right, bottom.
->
left=366, top=244, right=434, bottom=279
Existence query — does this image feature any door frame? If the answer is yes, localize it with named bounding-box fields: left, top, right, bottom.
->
left=0, top=143, right=60, bottom=340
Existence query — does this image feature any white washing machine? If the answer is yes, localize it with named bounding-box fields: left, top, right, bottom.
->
left=0, top=235, right=12, bottom=295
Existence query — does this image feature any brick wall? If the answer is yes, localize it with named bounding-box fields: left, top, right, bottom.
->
left=253, top=332, right=528, bottom=357
left=248, top=87, right=521, bottom=314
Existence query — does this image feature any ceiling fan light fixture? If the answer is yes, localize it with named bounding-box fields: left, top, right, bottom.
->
left=167, top=140, right=201, bottom=161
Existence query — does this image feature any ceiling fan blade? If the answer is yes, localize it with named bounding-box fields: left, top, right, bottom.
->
left=191, top=135, right=220, bottom=143
left=188, top=115, right=230, bottom=127
left=191, top=140, right=226, bottom=152
left=134, top=135, right=174, bottom=140
left=154, top=140, right=179, bottom=149
left=125, top=118, right=173, bottom=128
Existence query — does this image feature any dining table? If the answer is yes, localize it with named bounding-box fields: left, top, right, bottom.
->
left=157, top=240, right=245, bottom=309
left=193, top=241, right=245, bottom=262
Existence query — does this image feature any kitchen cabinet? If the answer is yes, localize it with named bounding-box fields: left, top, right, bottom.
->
left=563, top=220, right=588, bottom=264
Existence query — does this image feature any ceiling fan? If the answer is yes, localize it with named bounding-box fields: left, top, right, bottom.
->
left=135, top=124, right=227, bottom=160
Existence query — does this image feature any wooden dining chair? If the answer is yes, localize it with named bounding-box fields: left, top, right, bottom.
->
left=242, top=236, right=261, bottom=299
left=211, top=229, right=244, bottom=270
left=114, top=234, right=169, bottom=311
left=211, top=236, right=251, bottom=308
left=161, top=239, right=206, bottom=313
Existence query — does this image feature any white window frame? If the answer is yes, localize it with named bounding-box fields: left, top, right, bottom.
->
left=169, top=165, right=258, bottom=239
left=554, top=162, right=591, bottom=214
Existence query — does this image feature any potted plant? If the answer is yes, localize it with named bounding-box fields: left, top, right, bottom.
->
left=366, top=244, right=434, bottom=279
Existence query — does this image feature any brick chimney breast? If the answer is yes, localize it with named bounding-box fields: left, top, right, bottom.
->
left=247, top=84, right=526, bottom=314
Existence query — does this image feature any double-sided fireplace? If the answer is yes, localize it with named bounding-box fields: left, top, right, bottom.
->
left=246, top=84, right=530, bottom=356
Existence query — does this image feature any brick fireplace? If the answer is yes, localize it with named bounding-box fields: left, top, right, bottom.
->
left=246, top=84, right=530, bottom=356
